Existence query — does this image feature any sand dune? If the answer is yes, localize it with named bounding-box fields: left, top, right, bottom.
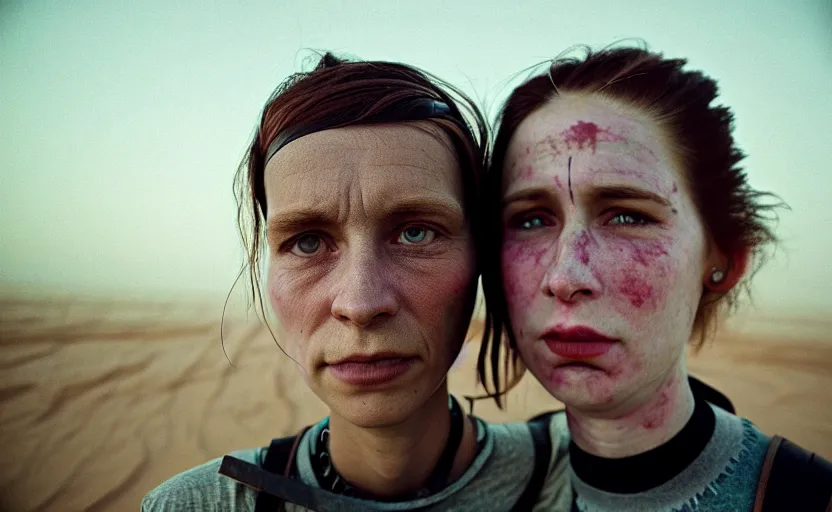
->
left=1, top=292, right=830, bottom=511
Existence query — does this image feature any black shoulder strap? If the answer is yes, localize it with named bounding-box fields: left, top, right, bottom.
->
left=254, top=428, right=310, bottom=512
left=511, top=411, right=559, bottom=511
left=754, top=435, right=832, bottom=512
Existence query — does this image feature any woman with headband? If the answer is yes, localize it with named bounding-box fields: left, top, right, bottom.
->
left=479, top=46, right=832, bottom=511
left=142, top=53, right=570, bottom=511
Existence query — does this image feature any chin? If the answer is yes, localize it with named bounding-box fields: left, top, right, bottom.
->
left=326, top=388, right=430, bottom=428
left=534, top=362, right=621, bottom=410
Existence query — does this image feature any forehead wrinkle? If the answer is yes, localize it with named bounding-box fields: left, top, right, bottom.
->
left=265, top=122, right=463, bottom=231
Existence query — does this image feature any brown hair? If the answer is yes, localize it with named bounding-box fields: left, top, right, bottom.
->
left=478, top=45, right=785, bottom=406
left=228, top=52, right=488, bottom=342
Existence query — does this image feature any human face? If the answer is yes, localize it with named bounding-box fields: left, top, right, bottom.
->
left=264, top=123, right=477, bottom=427
left=500, top=94, right=709, bottom=414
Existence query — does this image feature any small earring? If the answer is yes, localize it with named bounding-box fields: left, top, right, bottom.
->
left=710, top=268, right=725, bottom=284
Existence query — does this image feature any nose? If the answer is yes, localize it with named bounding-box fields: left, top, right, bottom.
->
left=330, top=246, right=399, bottom=327
left=541, top=229, right=601, bottom=303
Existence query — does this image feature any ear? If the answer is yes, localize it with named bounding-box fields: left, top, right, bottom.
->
left=705, top=246, right=750, bottom=293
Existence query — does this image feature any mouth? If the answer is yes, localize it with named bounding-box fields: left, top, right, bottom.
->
left=541, top=325, right=618, bottom=359
left=327, top=353, right=417, bottom=387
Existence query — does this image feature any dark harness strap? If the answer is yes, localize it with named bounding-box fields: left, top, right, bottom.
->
left=254, top=427, right=310, bottom=512
left=753, top=435, right=832, bottom=512
left=511, top=411, right=556, bottom=511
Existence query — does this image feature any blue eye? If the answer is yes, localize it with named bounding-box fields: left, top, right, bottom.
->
left=291, top=234, right=322, bottom=256
left=520, top=216, right=546, bottom=230
left=609, top=212, right=652, bottom=226
left=398, top=226, right=435, bottom=245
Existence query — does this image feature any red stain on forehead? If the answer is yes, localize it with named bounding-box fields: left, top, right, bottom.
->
left=559, top=121, right=627, bottom=154
left=563, top=121, right=600, bottom=151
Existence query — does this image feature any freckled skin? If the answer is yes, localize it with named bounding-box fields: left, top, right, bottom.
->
left=500, top=94, right=711, bottom=441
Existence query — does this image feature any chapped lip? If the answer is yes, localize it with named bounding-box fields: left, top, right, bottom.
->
left=328, top=352, right=416, bottom=366
left=540, top=325, right=617, bottom=343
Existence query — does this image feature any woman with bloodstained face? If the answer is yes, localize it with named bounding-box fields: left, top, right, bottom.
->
left=141, top=53, right=571, bottom=511
left=479, top=46, right=832, bottom=511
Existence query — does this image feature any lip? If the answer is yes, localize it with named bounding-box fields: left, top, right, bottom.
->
left=541, top=325, right=618, bottom=359
left=327, top=353, right=417, bottom=386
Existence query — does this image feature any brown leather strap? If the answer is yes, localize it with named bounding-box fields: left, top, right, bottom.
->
left=754, top=435, right=785, bottom=512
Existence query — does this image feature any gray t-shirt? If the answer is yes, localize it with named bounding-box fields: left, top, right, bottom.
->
left=141, top=417, right=572, bottom=511
left=551, top=404, right=771, bottom=512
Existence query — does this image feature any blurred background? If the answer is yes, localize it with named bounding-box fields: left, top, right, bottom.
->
left=1, top=0, right=830, bottom=510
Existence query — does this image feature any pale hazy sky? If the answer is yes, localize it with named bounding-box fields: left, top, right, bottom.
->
left=2, top=0, right=831, bottom=317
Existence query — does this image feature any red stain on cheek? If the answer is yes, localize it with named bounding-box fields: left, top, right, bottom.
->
left=554, top=175, right=563, bottom=190
left=672, top=182, right=678, bottom=193
left=602, top=238, right=672, bottom=310
left=625, top=239, right=669, bottom=267
left=561, top=121, right=624, bottom=153
left=619, top=274, right=655, bottom=308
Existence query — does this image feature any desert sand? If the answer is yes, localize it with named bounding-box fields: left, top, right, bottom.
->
left=1, top=291, right=830, bottom=511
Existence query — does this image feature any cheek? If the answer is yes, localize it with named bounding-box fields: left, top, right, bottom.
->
left=501, top=238, right=549, bottom=310
left=401, top=257, right=477, bottom=346
left=267, top=267, right=319, bottom=334
left=593, top=237, right=673, bottom=317
left=268, top=273, right=292, bottom=324
left=542, top=349, right=643, bottom=402
left=407, top=266, right=473, bottom=313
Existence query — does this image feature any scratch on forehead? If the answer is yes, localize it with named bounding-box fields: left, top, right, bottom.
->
left=568, top=156, right=574, bottom=204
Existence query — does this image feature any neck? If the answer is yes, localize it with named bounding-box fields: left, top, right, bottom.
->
left=327, top=384, right=476, bottom=498
left=567, top=363, right=694, bottom=458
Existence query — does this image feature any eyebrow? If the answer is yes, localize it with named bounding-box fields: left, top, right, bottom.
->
left=501, top=185, right=671, bottom=207
left=385, top=198, right=464, bottom=221
left=265, top=197, right=464, bottom=237
left=594, top=185, right=672, bottom=207
left=501, top=188, right=553, bottom=206
left=266, top=209, right=336, bottom=241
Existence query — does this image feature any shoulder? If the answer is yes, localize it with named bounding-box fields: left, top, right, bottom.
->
left=141, top=448, right=265, bottom=512
left=480, top=411, right=569, bottom=459
left=712, top=404, right=771, bottom=460
left=485, top=411, right=573, bottom=509
left=530, top=410, right=573, bottom=510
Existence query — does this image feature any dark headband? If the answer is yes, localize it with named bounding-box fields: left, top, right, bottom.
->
left=263, top=98, right=463, bottom=164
